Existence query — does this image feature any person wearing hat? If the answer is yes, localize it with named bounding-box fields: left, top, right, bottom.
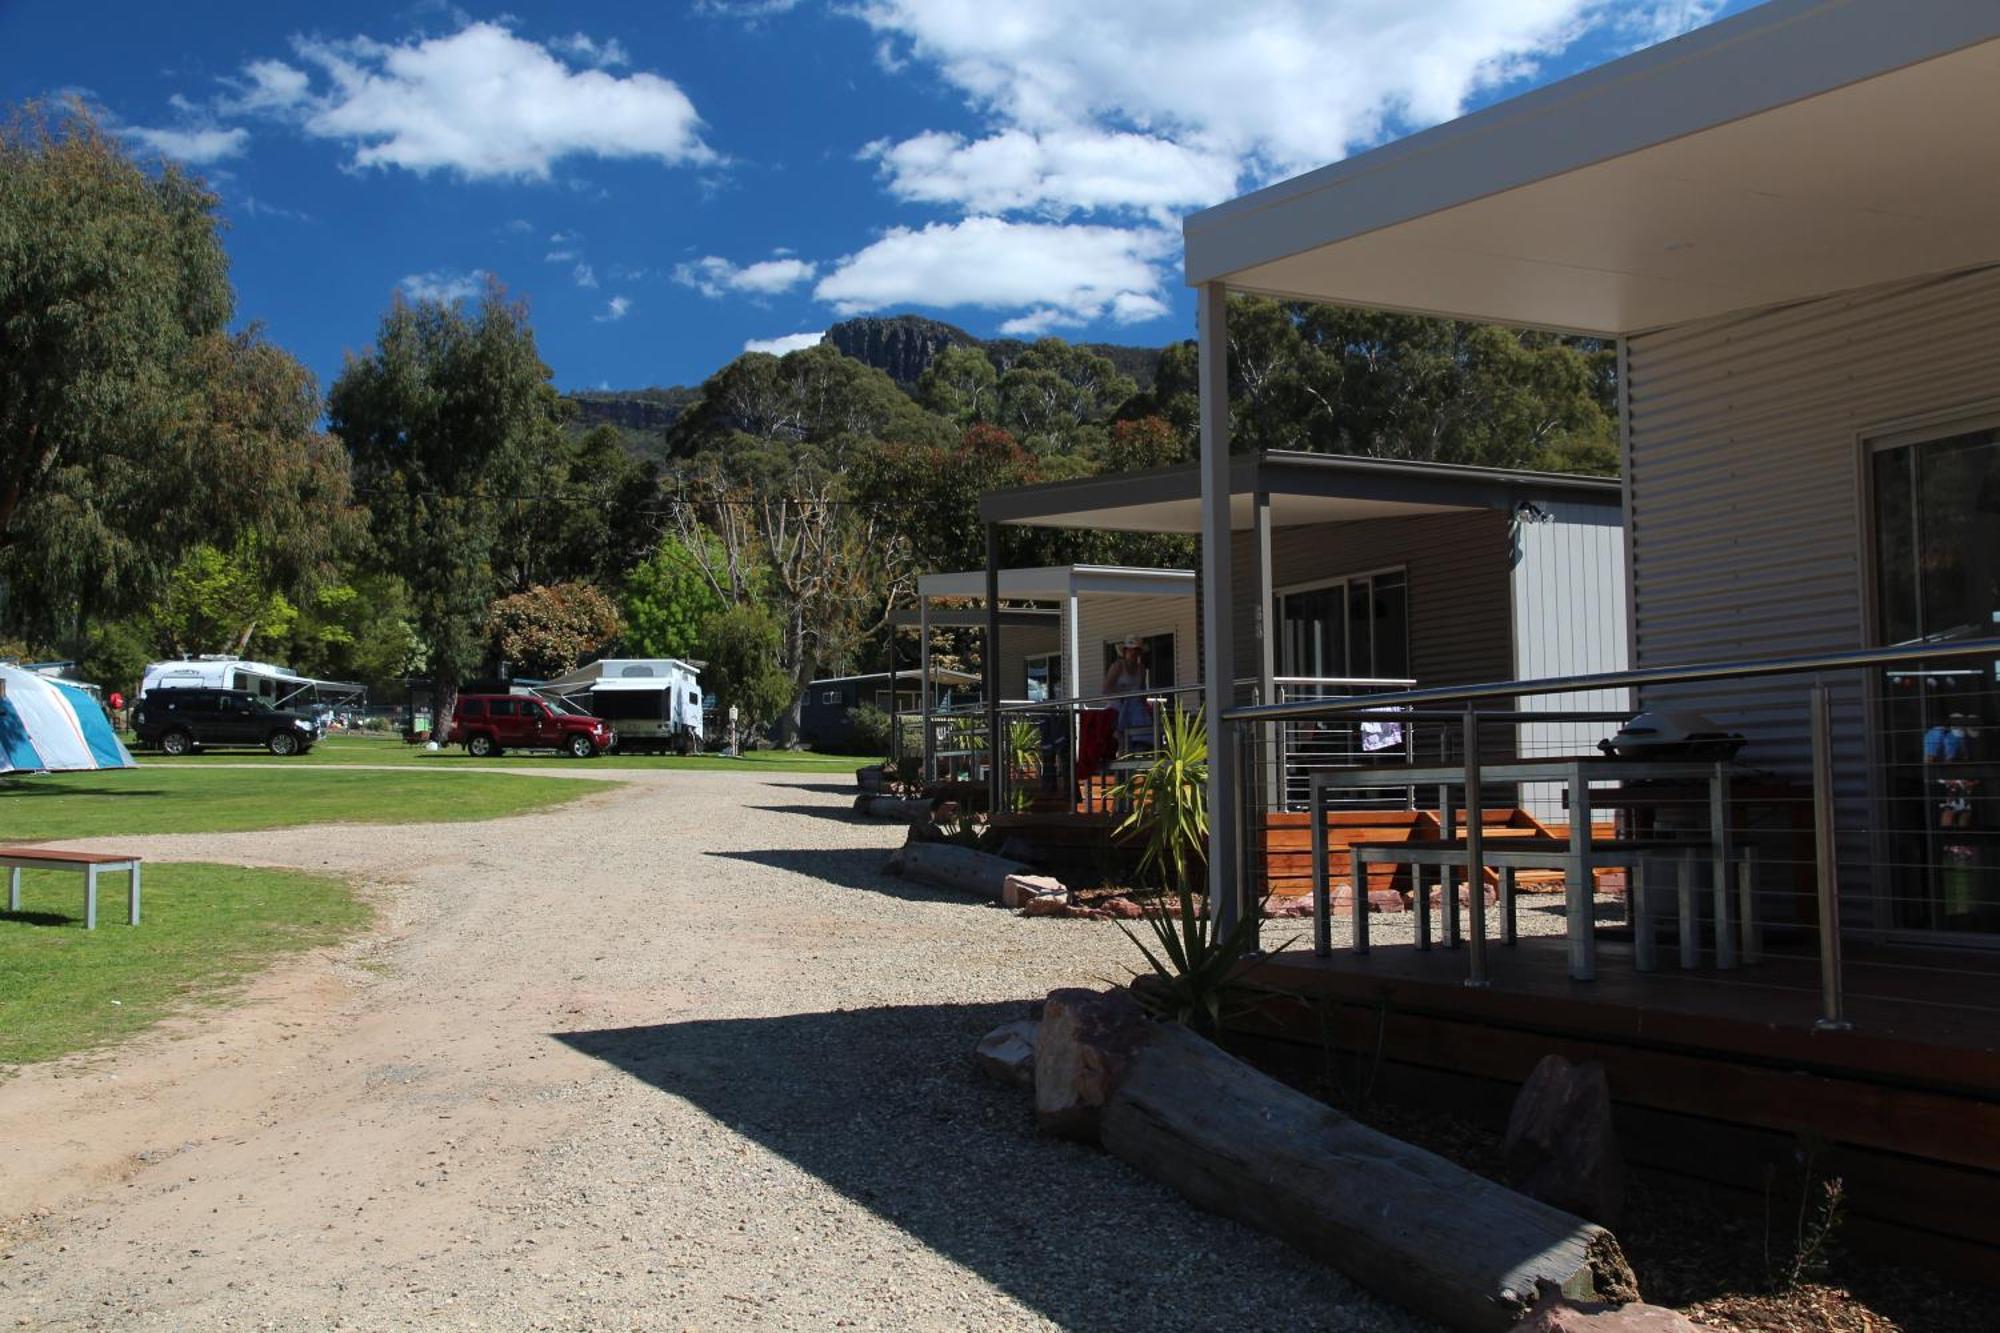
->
left=1104, top=636, right=1152, bottom=752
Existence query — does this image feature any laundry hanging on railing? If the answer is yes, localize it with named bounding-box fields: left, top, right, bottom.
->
left=1360, top=717, right=1405, bottom=753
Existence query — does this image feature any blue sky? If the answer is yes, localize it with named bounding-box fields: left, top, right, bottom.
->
left=2, top=1, right=1757, bottom=394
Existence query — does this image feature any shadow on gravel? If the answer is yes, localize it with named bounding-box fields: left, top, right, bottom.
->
left=705, top=848, right=977, bottom=908
left=745, top=802, right=863, bottom=824
left=556, top=1003, right=1372, bottom=1328
left=762, top=782, right=858, bottom=797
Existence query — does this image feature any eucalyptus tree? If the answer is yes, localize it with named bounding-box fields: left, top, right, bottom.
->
left=328, top=285, right=564, bottom=728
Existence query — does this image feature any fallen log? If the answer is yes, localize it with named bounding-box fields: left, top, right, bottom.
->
left=852, top=794, right=932, bottom=821
left=1098, top=1021, right=1638, bottom=1332
left=898, top=842, right=1035, bottom=902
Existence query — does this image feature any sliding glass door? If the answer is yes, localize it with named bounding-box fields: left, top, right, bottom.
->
left=1277, top=569, right=1410, bottom=682
left=1872, top=424, right=2000, bottom=935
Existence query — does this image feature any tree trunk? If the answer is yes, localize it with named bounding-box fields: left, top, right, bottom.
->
left=1097, top=1023, right=1638, bottom=1331
left=431, top=675, right=459, bottom=746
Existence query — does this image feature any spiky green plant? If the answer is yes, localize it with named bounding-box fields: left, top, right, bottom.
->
left=1112, top=705, right=1209, bottom=896
left=1120, top=883, right=1270, bottom=1038
left=1005, top=718, right=1041, bottom=812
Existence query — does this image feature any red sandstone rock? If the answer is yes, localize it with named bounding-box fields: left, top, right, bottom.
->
left=1034, top=988, right=1151, bottom=1141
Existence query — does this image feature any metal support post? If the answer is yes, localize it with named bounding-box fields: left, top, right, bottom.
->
left=1811, top=680, right=1852, bottom=1031
left=1463, top=703, right=1489, bottom=987
left=983, top=523, right=1002, bottom=816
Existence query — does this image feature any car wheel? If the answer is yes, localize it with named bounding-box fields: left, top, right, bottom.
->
left=466, top=734, right=497, bottom=759
left=566, top=733, right=597, bottom=759
left=267, top=730, right=300, bottom=756
left=160, top=730, right=193, bottom=757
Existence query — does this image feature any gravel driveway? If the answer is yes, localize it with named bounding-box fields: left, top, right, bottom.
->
left=0, top=768, right=1431, bottom=1331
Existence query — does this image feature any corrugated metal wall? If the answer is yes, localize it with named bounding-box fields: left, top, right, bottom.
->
left=1625, top=264, right=2000, bottom=929
left=993, top=623, right=1059, bottom=701
left=1513, top=501, right=1632, bottom=818
left=1229, top=509, right=1515, bottom=691
left=1071, top=592, right=1201, bottom=693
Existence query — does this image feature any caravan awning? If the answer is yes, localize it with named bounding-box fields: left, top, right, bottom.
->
left=1183, top=0, right=2000, bottom=334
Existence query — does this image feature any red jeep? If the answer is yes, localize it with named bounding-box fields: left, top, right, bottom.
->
left=447, top=694, right=612, bottom=758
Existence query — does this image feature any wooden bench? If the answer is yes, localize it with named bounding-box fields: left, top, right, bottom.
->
left=2, top=847, right=143, bottom=929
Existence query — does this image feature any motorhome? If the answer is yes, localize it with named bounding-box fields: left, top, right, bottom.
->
left=140, top=657, right=366, bottom=732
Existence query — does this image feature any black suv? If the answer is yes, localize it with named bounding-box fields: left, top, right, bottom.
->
left=133, top=689, right=320, bottom=757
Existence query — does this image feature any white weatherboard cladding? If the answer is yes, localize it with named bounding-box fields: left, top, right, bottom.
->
left=1625, top=264, right=2000, bottom=929
left=1511, top=502, right=1631, bottom=822
left=1070, top=592, right=1201, bottom=694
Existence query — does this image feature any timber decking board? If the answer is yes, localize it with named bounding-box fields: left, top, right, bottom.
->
left=1246, top=936, right=2000, bottom=1100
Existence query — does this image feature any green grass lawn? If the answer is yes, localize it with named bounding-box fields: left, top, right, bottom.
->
left=0, top=862, right=369, bottom=1066
left=140, top=731, right=880, bottom=772
left=1, top=766, right=612, bottom=841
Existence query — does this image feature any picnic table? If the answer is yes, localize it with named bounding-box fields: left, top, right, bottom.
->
left=1308, top=756, right=1750, bottom=982
left=3, top=847, right=143, bottom=929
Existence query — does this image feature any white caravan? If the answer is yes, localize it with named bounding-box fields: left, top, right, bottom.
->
left=539, top=658, right=705, bottom=754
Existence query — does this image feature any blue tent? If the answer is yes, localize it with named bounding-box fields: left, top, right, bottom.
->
left=0, top=663, right=136, bottom=774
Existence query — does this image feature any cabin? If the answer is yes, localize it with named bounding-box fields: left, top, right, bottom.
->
left=798, top=667, right=978, bottom=752
left=1166, top=0, right=2000, bottom=1271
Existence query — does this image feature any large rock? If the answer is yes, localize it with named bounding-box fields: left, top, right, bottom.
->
left=1033, top=988, right=1151, bottom=1141
left=1001, top=873, right=1068, bottom=909
left=975, top=1019, right=1039, bottom=1088
left=1519, top=1284, right=1702, bottom=1332
left=1506, top=1055, right=1625, bottom=1226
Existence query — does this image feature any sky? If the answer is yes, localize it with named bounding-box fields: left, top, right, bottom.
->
left=2, top=1, right=1759, bottom=395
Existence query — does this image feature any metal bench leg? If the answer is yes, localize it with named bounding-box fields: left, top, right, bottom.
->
left=1443, top=866, right=1462, bottom=950
left=1311, top=801, right=1330, bottom=958
left=86, top=864, right=98, bottom=930
left=1633, top=857, right=1657, bottom=973
left=1414, top=865, right=1431, bottom=952
left=1351, top=847, right=1370, bottom=956
left=1711, top=767, right=1735, bottom=971
left=1500, top=867, right=1518, bottom=946
left=1678, top=848, right=1698, bottom=970
left=1737, top=846, right=1759, bottom=965
left=1566, top=850, right=1595, bottom=981
left=129, top=863, right=142, bottom=926
left=7, top=867, right=18, bottom=913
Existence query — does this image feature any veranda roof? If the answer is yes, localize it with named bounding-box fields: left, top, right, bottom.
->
left=1183, top=0, right=2000, bottom=333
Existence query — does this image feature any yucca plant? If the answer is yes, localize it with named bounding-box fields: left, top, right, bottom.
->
left=1110, top=707, right=1273, bottom=1036
left=1003, top=718, right=1042, bottom=812
left=1112, top=705, right=1209, bottom=895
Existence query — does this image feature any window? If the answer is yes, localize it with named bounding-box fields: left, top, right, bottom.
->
left=459, top=698, right=486, bottom=717
left=1277, top=570, right=1410, bottom=681
left=1101, top=633, right=1175, bottom=691
left=822, top=689, right=842, bottom=705
left=488, top=698, right=518, bottom=717
left=1024, top=652, right=1065, bottom=702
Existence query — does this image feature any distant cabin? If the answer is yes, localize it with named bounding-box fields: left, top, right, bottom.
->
left=799, top=667, right=978, bottom=749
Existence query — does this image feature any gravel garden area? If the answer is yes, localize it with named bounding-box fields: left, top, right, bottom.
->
left=0, top=768, right=1433, bottom=1331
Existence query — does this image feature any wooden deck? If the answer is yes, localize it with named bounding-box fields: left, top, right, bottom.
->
left=1234, top=934, right=2000, bottom=1271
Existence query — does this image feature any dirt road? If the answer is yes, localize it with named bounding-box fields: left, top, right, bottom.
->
left=0, top=769, right=1419, bottom=1331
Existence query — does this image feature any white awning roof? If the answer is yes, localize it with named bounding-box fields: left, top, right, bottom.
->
left=918, top=564, right=1195, bottom=601
left=1183, top=0, right=2000, bottom=336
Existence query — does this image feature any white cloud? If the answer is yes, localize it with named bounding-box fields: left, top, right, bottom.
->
left=673, top=254, right=817, bottom=299
left=271, top=22, right=712, bottom=180
left=399, top=269, right=489, bottom=303
left=121, top=124, right=249, bottom=165
left=865, top=127, right=1239, bottom=220
left=545, top=249, right=577, bottom=262
left=854, top=1, right=1723, bottom=194
left=551, top=33, right=630, bottom=68
left=225, top=58, right=312, bottom=113
left=813, top=217, right=1172, bottom=324
left=502, top=218, right=535, bottom=234
left=743, top=330, right=826, bottom=356
left=573, top=262, right=599, bottom=289
left=696, top=1, right=803, bottom=18
left=595, top=295, right=633, bottom=322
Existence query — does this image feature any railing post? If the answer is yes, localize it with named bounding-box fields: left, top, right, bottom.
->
left=1810, top=679, right=1852, bottom=1031
left=1311, top=772, right=1332, bottom=958
left=1237, top=721, right=1259, bottom=956
left=1463, top=702, right=1489, bottom=988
